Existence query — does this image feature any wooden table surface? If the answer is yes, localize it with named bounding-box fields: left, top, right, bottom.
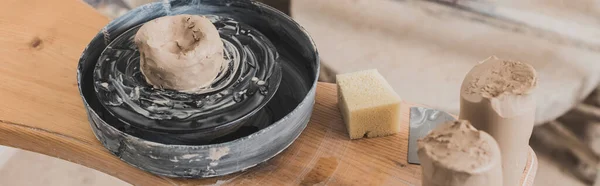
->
left=0, top=0, right=536, bottom=185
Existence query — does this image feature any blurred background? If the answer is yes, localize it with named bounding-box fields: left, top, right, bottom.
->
left=2, top=0, right=600, bottom=185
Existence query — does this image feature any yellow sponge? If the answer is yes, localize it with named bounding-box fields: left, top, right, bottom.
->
left=336, top=69, right=402, bottom=139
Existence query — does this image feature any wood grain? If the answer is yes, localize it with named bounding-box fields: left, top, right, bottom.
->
left=0, top=0, right=536, bottom=185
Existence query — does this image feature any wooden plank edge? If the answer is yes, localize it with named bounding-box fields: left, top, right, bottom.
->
left=0, top=120, right=174, bottom=185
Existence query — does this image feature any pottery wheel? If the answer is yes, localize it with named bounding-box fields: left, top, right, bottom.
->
left=77, top=0, right=319, bottom=178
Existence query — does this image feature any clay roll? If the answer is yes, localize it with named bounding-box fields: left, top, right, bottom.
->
left=459, top=56, right=537, bottom=186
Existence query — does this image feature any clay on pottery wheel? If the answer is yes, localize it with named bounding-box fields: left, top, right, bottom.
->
left=79, top=0, right=318, bottom=178
left=135, top=15, right=226, bottom=93
left=92, top=11, right=284, bottom=144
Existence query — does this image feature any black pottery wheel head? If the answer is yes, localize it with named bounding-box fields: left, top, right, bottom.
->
left=77, top=0, right=319, bottom=178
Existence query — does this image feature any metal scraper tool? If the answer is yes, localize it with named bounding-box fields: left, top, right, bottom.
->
left=408, top=107, right=456, bottom=164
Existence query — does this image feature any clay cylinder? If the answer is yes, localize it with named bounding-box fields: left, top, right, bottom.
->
left=459, top=56, right=537, bottom=186
left=418, top=120, right=503, bottom=186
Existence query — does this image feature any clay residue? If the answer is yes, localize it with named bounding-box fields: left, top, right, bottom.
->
left=135, top=14, right=225, bottom=93
left=464, top=56, right=537, bottom=98
left=300, top=157, right=339, bottom=186
left=207, top=147, right=230, bottom=161
left=418, top=120, right=494, bottom=172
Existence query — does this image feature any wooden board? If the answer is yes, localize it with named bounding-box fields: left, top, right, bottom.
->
left=0, top=81, right=538, bottom=185
left=0, top=0, right=536, bottom=185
